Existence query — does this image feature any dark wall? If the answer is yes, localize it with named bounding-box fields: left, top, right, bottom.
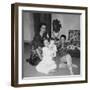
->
left=33, top=13, right=51, bottom=37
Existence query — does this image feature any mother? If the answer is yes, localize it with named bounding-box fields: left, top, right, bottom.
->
left=26, top=23, right=49, bottom=66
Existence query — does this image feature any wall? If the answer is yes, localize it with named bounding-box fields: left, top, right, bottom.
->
left=51, top=13, right=80, bottom=40
left=0, top=0, right=89, bottom=90
left=23, top=12, right=35, bottom=42
left=23, top=12, right=80, bottom=42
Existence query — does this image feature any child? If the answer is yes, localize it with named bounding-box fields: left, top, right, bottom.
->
left=36, top=39, right=56, bottom=74
left=49, top=38, right=57, bottom=58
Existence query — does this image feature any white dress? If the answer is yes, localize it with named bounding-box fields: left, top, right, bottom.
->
left=49, top=44, right=57, bottom=57
left=36, top=47, right=56, bottom=74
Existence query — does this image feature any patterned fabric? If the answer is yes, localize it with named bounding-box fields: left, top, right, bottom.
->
left=57, top=43, right=68, bottom=57
left=33, top=32, right=49, bottom=48
left=29, top=48, right=42, bottom=66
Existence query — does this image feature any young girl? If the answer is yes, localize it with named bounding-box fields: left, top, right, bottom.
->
left=49, top=38, right=57, bottom=58
left=36, top=39, right=56, bottom=74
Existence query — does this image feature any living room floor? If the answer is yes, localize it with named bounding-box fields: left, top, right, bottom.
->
left=22, top=43, right=80, bottom=78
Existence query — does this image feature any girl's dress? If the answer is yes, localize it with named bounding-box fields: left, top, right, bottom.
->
left=49, top=44, right=57, bottom=57
left=36, top=46, right=56, bottom=74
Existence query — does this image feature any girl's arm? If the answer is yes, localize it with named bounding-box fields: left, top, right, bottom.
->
left=53, top=52, right=56, bottom=57
left=53, top=46, right=57, bottom=57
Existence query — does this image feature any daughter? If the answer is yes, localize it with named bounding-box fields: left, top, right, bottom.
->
left=36, top=39, right=57, bottom=74
left=49, top=38, right=57, bottom=58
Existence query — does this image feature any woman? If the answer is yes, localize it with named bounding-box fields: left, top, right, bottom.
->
left=26, top=23, right=49, bottom=66
left=58, top=35, right=74, bottom=75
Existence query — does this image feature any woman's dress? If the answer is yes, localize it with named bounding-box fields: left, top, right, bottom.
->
left=27, top=33, right=48, bottom=66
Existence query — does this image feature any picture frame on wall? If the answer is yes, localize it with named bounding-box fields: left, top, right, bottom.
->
left=11, top=3, right=88, bottom=87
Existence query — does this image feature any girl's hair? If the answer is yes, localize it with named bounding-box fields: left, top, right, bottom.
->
left=50, top=38, right=55, bottom=42
left=60, top=35, right=66, bottom=40
left=50, top=38, right=55, bottom=41
left=44, top=38, right=54, bottom=42
left=39, top=23, right=46, bottom=28
left=43, top=38, right=49, bottom=43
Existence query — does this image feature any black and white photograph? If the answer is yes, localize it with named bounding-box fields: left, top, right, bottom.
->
left=11, top=3, right=87, bottom=87
left=24, top=12, right=80, bottom=77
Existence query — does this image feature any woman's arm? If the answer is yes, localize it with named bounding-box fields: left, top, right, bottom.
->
left=36, top=47, right=42, bottom=60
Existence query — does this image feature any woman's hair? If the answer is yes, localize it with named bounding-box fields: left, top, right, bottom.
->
left=60, top=35, right=66, bottom=40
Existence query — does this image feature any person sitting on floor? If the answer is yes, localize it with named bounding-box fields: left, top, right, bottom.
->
left=36, top=39, right=56, bottom=74
left=58, top=35, right=78, bottom=75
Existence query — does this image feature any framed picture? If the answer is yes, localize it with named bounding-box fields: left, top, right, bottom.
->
left=11, top=3, right=88, bottom=87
